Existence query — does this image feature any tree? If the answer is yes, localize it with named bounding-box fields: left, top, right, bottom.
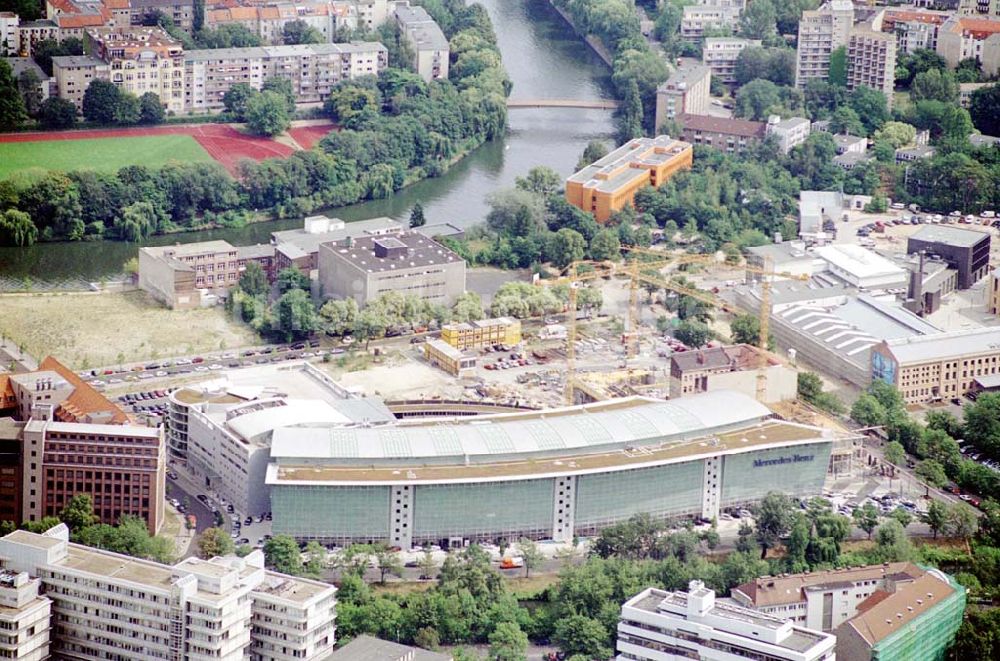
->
left=884, top=441, right=906, bottom=467
left=409, top=202, right=426, bottom=228
left=486, top=189, right=544, bottom=236
left=113, top=92, right=141, bottom=125
left=829, top=105, right=865, bottom=136
left=276, top=266, right=309, bottom=294
left=874, top=121, right=917, bottom=149
left=197, top=527, right=235, bottom=559
left=320, top=297, right=359, bottom=335
left=37, top=96, right=76, bottom=128
left=949, top=502, right=977, bottom=542
left=969, top=83, right=1000, bottom=137
left=889, top=507, right=912, bottom=529
left=828, top=46, right=847, bottom=86
left=851, top=393, right=887, bottom=427
left=263, top=535, right=303, bottom=575
left=282, top=19, right=324, bottom=44
left=274, top=288, right=319, bottom=341
left=515, top=166, right=561, bottom=197
left=222, top=83, right=257, bottom=120
left=451, top=291, right=484, bottom=323
left=731, top=313, right=764, bottom=346
left=588, top=228, right=620, bottom=261
left=949, top=609, right=1000, bottom=660
left=736, top=520, right=755, bottom=554
left=674, top=319, right=711, bottom=348
left=796, top=372, right=823, bottom=401
left=353, top=307, right=389, bottom=348
left=910, top=68, right=958, bottom=104
left=488, top=621, right=528, bottom=661
left=552, top=614, right=612, bottom=660
left=138, top=92, right=165, bottom=124
left=373, top=543, right=402, bottom=583
left=847, top=86, right=889, bottom=135
left=518, top=537, right=543, bottom=578
left=577, top=140, right=609, bottom=170
left=964, top=393, right=1000, bottom=459
left=548, top=228, right=586, bottom=268
left=734, top=79, right=782, bottom=120
left=874, top=519, right=912, bottom=561
left=916, top=459, right=947, bottom=488
left=245, top=90, right=289, bottom=136
left=262, top=77, right=296, bottom=113
left=0, top=209, right=38, bottom=247
left=59, top=494, right=96, bottom=532
left=853, top=502, right=880, bottom=539
left=617, top=78, right=643, bottom=142
left=926, top=499, right=948, bottom=539
left=0, top=59, right=26, bottom=131
left=82, top=79, right=121, bottom=124
left=18, top=68, right=43, bottom=116
left=418, top=547, right=437, bottom=580
left=740, top=0, right=776, bottom=40
left=754, top=491, right=794, bottom=558
left=239, top=261, right=269, bottom=299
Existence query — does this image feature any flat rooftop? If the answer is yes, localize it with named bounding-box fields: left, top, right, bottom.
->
left=567, top=136, right=691, bottom=188
left=324, top=231, right=462, bottom=273
left=735, top=563, right=923, bottom=607
left=256, top=572, right=332, bottom=604
left=815, top=244, right=906, bottom=280
left=269, top=419, right=830, bottom=484
left=885, top=326, right=1000, bottom=364
left=908, top=224, right=990, bottom=248
left=271, top=217, right=400, bottom=257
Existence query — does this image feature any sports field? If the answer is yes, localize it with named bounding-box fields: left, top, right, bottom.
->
left=0, top=134, right=214, bottom=177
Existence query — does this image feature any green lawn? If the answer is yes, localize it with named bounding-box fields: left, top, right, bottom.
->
left=0, top=134, right=214, bottom=177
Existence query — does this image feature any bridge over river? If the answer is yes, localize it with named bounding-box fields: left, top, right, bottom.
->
left=506, top=99, right=618, bottom=110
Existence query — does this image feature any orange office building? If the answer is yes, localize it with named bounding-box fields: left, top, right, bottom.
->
left=565, top=135, right=693, bottom=222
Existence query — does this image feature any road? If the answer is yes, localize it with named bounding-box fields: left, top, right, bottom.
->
left=164, top=475, right=215, bottom=539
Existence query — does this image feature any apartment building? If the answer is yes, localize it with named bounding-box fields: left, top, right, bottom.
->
left=766, top=115, right=811, bottom=153
left=676, top=113, right=767, bottom=153
left=654, top=64, right=710, bottom=130
left=184, top=41, right=386, bottom=112
left=329, top=636, right=451, bottom=660
left=701, top=37, right=759, bottom=83
left=0, top=526, right=337, bottom=661
left=0, top=12, right=18, bottom=55
left=681, top=5, right=740, bottom=40
left=205, top=2, right=361, bottom=44
left=847, top=28, right=897, bottom=104
left=0, top=569, right=51, bottom=661
left=51, top=54, right=107, bottom=107
left=881, top=8, right=949, bottom=54
left=872, top=326, right=1000, bottom=403
left=989, top=268, right=1000, bottom=315
left=617, top=581, right=836, bottom=661
left=394, top=4, right=448, bottom=81
left=125, top=0, right=194, bottom=30
left=937, top=15, right=1000, bottom=75
left=795, top=0, right=854, bottom=88
left=440, top=317, right=522, bottom=350
left=86, top=26, right=184, bottom=111
left=565, top=135, right=694, bottom=222
left=907, top=224, right=990, bottom=289
left=15, top=20, right=58, bottom=57
left=318, top=231, right=466, bottom=305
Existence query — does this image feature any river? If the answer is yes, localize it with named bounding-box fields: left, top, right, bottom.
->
left=0, top=0, right=615, bottom=285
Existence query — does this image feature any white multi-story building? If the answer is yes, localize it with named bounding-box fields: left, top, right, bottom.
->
left=766, top=115, right=811, bottom=153
left=795, top=0, right=854, bottom=88
left=393, top=4, right=448, bottom=81
left=0, top=12, right=18, bottom=55
left=0, top=525, right=336, bottom=661
left=0, top=569, right=51, bottom=661
left=617, top=581, right=836, bottom=661
left=681, top=5, right=741, bottom=40
left=701, top=37, right=760, bottom=83
left=847, top=28, right=897, bottom=104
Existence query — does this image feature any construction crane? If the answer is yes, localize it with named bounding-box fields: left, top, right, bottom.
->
left=621, top=246, right=809, bottom=402
left=534, top=260, right=615, bottom=405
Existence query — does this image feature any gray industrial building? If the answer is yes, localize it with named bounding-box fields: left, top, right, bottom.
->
left=907, top=225, right=990, bottom=289
left=318, top=231, right=466, bottom=306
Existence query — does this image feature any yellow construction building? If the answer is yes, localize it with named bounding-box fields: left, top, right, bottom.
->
left=565, top=135, right=693, bottom=222
left=440, top=317, right=522, bottom=350
left=424, top=338, right=477, bottom=376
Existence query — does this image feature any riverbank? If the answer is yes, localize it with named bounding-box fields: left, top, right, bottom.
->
left=548, top=1, right=613, bottom=66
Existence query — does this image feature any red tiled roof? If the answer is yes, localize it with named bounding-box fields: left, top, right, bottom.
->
left=0, top=375, right=15, bottom=411
left=955, top=17, right=1000, bottom=37
left=884, top=9, right=946, bottom=25
left=38, top=356, right=128, bottom=424
left=855, top=589, right=893, bottom=613
left=677, top=113, right=767, bottom=138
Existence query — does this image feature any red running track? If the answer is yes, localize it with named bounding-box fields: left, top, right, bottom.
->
left=0, top=124, right=295, bottom=176
left=287, top=123, right=336, bottom=151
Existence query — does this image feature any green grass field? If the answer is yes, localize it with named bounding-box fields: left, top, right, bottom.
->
left=0, top=134, right=214, bottom=177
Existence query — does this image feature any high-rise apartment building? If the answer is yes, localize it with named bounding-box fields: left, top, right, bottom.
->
left=795, top=0, right=854, bottom=88
left=846, top=28, right=897, bottom=104
left=701, top=37, right=760, bottom=83
left=0, top=525, right=337, bottom=661
left=654, top=64, right=711, bottom=130
left=393, top=4, right=448, bottom=82
left=0, top=569, right=51, bottom=661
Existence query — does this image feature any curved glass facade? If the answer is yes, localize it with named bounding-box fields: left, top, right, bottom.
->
left=575, top=462, right=704, bottom=530
left=413, top=479, right=554, bottom=541
left=720, top=442, right=832, bottom=507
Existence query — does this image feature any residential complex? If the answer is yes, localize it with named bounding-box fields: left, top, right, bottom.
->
left=654, top=64, right=711, bottom=130
left=617, top=581, right=837, bottom=661
left=937, top=15, right=1000, bottom=75
left=701, top=37, right=759, bottom=83
left=565, top=135, right=694, bottom=222
left=880, top=8, right=949, bottom=54
left=87, top=26, right=185, bottom=112
left=0, top=569, right=51, bottom=661
left=668, top=344, right=798, bottom=403
left=906, top=224, right=991, bottom=289
left=317, top=231, right=467, bottom=305
left=0, top=357, right=166, bottom=533
left=847, top=28, right=897, bottom=103
left=0, top=525, right=336, bottom=661
left=872, top=327, right=1000, bottom=403
left=265, top=391, right=838, bottom=549
left=795, top=0, right=854, bottom=88
left=439, top=317, right=522, bottom=351
left=393, top=4, right=448, bottom=82
left=766, top=115, right=812, bottom=154
left=675, top=113, right=766, bottom=153
left=204, top=2, right=356, bottom=45
left=0, top=11, right=18, bottom=55
left=681, top=5, right=741, bottom=40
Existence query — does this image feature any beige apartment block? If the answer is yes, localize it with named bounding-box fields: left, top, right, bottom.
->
left=701, top=37, right=760, bottom=83
left=394, top=4, right=448, bottom=81
left=795, top=0, right=854, bottom=88
left=51, top=54, right=108, bottom=108
left=655, top=64, right=710, bottom=130
left=86, top=26, right=185, bottom=112
left=847, top=28, right=896, bottom=104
